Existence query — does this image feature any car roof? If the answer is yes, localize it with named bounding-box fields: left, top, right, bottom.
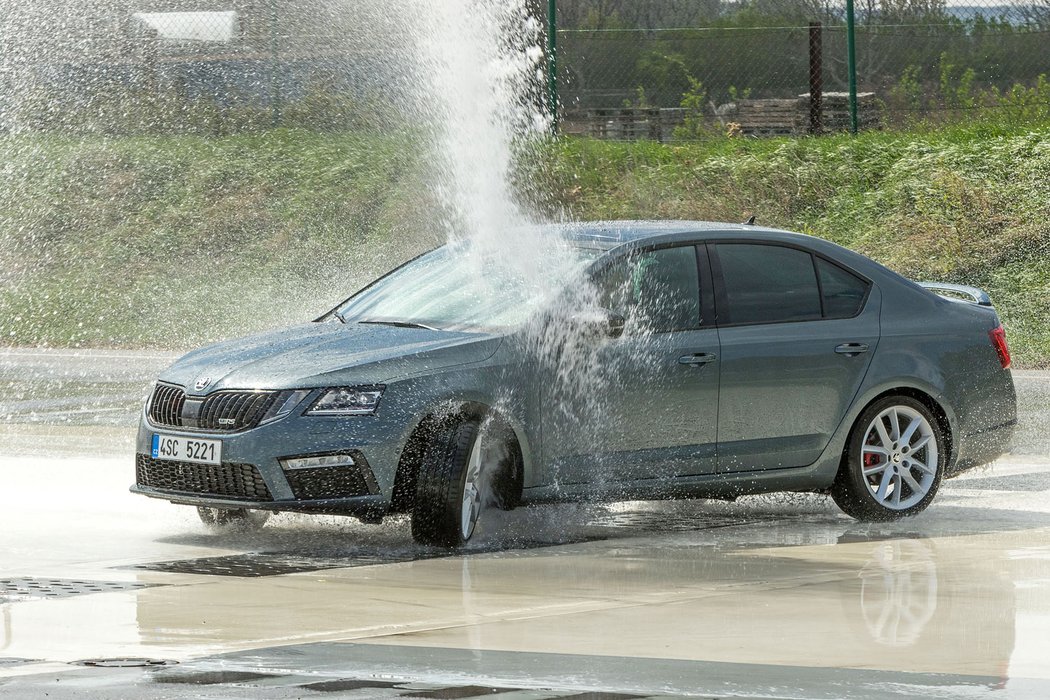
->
left=539, top=220, right=900, bottom=286
left=542, top=220, right=809, bottom=249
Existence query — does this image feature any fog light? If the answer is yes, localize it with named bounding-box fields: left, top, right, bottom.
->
left=280, top=454, right=356, bottom=471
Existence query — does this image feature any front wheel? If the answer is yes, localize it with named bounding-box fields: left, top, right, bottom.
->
left=411, top=416, right=520, bottom=547
left=832, top=396, right=946, bottom=521
left=196, top=506, right=270, bottom=531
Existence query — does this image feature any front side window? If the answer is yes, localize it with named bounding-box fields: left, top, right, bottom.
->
left=715, top=243, right=822, bottom=325
left=594, top=245, right=701, bottom=333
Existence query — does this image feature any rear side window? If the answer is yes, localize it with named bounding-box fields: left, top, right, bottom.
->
left=816, top=257, right=869, bottom=319
left=715, top=244, right=822, bottom=325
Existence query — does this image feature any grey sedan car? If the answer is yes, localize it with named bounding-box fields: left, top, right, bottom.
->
left=133, top=221, right=1017, bottom=546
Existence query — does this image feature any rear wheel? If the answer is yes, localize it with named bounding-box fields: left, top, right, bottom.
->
left=832, top=396, right=946, bottom=521
left=411, top=416, right=520, bottom=547
left=196, top=507, right=270, bottom=531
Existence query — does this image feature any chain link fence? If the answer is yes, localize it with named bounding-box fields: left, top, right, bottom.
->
left=554, top=0, right=1050, bottom=138
left=1, top=1, right=1048, bottom=137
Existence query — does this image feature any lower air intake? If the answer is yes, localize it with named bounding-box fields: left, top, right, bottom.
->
left=136, top=454, right=272, bottom=501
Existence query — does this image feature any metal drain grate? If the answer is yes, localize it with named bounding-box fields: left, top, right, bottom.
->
left=836, top=530, right=926, bottom=544
left=300, top=678, right=404, bottom=692
left=152, top=670, right=279, bottom=684
left=404, top=686, right=516, bottom=699
left=73, top=658, right=178, bottom=668
left=130, top=553, right=354, bottom=577
left=128, top=537, right=606, bottom=578
left=0, top=577, right=158, bottom=601
left=587, top=511, right=752, bottom=532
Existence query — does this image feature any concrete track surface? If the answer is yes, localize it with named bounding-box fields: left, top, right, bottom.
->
left=2, top=349, right=1049, bottom=699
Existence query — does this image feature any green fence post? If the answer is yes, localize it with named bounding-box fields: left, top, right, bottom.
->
left=547, top=0, right=558, bottom=133
left=269, top=0, right=281, bottom=127
left=845, top=0, right=858, bottom=134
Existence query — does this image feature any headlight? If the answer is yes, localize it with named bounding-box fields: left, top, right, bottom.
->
left=306, top=386, right=384, bottom=416
left=259, top=389, right=312, bottom=424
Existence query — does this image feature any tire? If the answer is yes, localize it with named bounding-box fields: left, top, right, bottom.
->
left=832, top=396, right=946, bottom=521
left=196, top=506, right=270, bottom=531
left=411, top=416, right=521, bottom=547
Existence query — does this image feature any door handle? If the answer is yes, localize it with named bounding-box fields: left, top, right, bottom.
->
left=678, top=353, right=717, bottom=366
left=835, top=343, right=869, bottom=356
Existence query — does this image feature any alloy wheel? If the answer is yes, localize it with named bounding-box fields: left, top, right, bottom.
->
left=860, top=405, right=939, bottom=510
left=461, top=432, right=484, bottom=540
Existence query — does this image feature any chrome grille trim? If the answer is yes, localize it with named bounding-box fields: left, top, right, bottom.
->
left=147, top=383, right=279, bottom=433
left=148, top=383, right=186, bottom=428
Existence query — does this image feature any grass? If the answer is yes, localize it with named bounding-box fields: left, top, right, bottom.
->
left=0, top=129, right=442, bottom=348
left=1, top=122, right=1048, bottom=366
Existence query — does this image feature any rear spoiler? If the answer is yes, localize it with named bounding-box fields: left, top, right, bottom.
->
left=918, top=282, right=993, bottom=307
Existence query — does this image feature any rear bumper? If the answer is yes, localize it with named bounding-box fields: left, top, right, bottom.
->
left=949, top=418, right=1017, bottom=476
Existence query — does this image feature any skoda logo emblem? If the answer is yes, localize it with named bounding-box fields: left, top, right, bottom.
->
left=194, top=376, right=212, bottom=391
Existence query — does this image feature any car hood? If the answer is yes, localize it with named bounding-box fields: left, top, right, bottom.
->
left=159, top=322, right=504, bottom=393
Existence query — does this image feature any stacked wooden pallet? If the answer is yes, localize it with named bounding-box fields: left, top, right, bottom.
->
left=562, top=94, right=880, bottom=140
left=724, top=99, right=801, bottom=136
left=562, top=107, right=686, bottom=141
left=799, top=91, right=881, bottom=132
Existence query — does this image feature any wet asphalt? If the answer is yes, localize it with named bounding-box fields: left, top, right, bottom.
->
left=1, top=348, right=1049, bottom=699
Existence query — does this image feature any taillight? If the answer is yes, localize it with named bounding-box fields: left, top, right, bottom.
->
left=989, top=324, right=1011, bottom=369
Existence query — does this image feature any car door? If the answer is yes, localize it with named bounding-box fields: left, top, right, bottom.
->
left=543, top=243, right=721, bottom=484
left=710, top=241, right=880, bottom=472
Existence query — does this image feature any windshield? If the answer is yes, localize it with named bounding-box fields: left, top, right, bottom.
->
left=333, top=241, right=602, bottom=330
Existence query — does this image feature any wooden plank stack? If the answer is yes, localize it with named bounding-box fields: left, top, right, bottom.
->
left=563, top=92, right=881, bottom=140
left=723, top=98, right=801, bottom=136
left=799, top=91, right=881, bottom=133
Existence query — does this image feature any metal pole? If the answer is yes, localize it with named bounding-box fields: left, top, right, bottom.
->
left=845, top=0, right=858, bottom=134
left=269, top=0, right=281, bottom=127
left=547, top=0, right=558, bottom=133
left=808, top=22, right=822, bottom=135
left=143, top=28, right=159, bottom=96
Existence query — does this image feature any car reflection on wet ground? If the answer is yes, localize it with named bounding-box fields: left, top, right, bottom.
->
left=1, top=349, right=1049, bottom=699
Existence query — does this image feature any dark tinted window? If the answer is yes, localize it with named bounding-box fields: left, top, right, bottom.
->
left=817, top=257, right=869, bottom=318
left=595, top=246, right=700, bottom=333
left=716, top=244, right=821, bottom=325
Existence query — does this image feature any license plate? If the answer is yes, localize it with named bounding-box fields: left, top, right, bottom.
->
left=151, top=434, right=222, bottom=465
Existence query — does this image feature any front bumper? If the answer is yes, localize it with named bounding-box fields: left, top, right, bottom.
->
left=130, top=483, right=388, bottom=517
left=132, top=401, right=411, bottom=517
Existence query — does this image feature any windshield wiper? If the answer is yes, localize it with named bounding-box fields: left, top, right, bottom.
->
left=357, top=319, right=441, bottom=331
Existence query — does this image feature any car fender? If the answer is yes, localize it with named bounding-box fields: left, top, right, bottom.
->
left=385, top=362, right=538, bottom=489
left=812, top=364, right=960, bottom=487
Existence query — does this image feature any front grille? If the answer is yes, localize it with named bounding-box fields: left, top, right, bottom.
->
left=198, top=391, right=278, bottom=431
left=148, top=383, right=185, bottom=427
left=136, top=454, right=272, bottom=501
left=286, top=467, right=371, bottom=500
left=147, top=383, right=278, bottom=433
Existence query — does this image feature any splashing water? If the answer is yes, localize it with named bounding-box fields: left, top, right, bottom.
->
left=409, top=0, right=548, bottom=245
left=404, top=0, right=578, bottom=324
left=399, top=1, right=642, bottom=507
